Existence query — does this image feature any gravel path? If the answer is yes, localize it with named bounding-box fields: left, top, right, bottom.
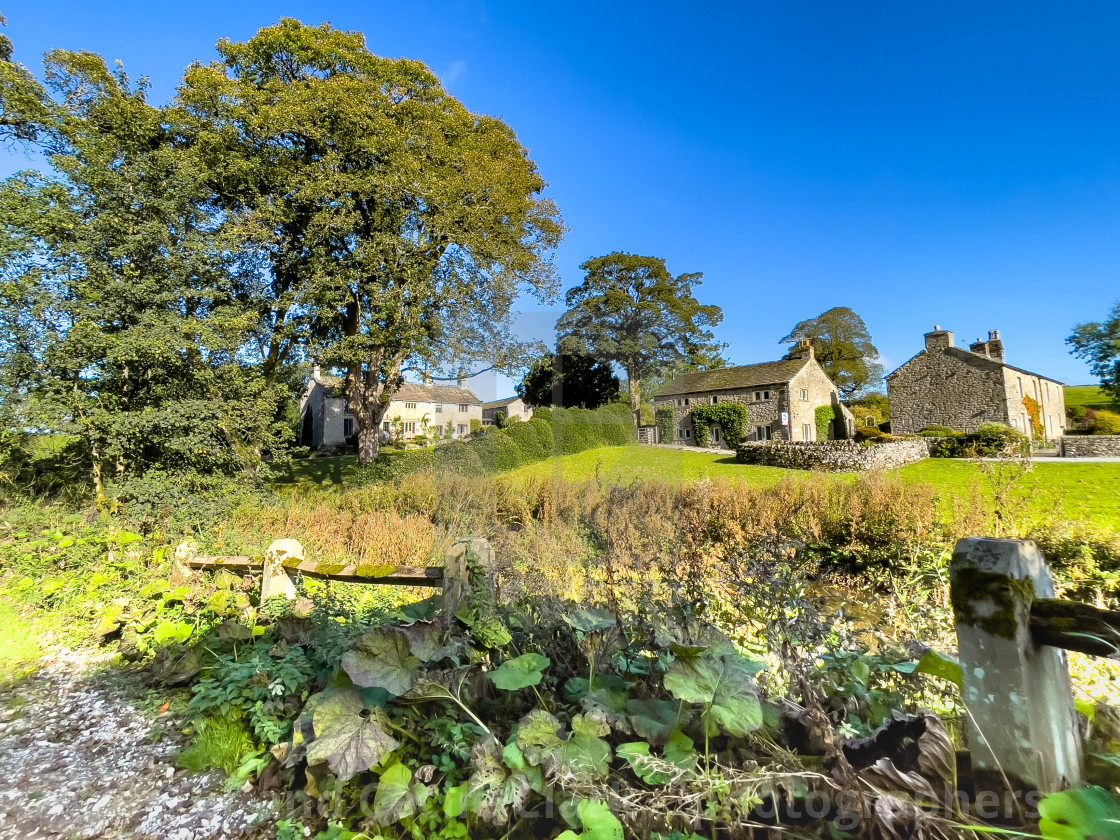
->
left=0, top=650, right=282, bottom=840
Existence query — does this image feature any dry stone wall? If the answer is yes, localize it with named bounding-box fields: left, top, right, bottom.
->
left=735, top=439, right=929, bottom=471
left=1060, top=435, right=1120, bottom=458
left=889, top=350, right=1009, bottom=435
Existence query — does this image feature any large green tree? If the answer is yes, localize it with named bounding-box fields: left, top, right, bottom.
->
left=779, top=306, right=883, bottom=398
left=178, top=20, right=564, bottom=464
left=0, top=45, right=285, bottom=498
left=555, top=253, right=723, bottom=427
left=518, top=352, right=619, bottom=409
left=1069, top=301, right=1120, bottom=401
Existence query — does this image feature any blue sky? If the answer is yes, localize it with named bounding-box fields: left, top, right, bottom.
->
left=3, top=1, right=1118, bottom=398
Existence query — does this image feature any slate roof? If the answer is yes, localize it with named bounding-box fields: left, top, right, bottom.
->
left=391, top=382, right=481, bottom=405
left=311, top=377, right=482, bottom=404
left=481, top=396, right=522, bottom=409
left=885, top=347, right=1064, bottom=385
left=655, top=359, right=810, bottom=398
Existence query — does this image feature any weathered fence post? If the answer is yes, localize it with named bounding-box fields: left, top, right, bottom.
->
left=441, top=537, right=495, bottom=629
left=950, top=538, right=1082, bottom=803
left=261, top=539, right=301, bottom=601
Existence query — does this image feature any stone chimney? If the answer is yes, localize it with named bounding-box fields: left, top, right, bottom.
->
left=969, top=337, right=990, bottom=358
left=924, top=326, right=954, bottom=352
left=788, top=339, right=815, bottom=360
left=312, top=364, right=322, bottom=381
left=422, top=371, right=432, bottom=385
left=456, top=369, right=466, bottom=387
left=986, top=329, right=1005, bottom=363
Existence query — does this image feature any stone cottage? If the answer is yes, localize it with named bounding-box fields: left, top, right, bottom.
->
left=653, top=342, right=853, bottom=446
left=886, top=327, right=1065, bottom=440
left=481, top=396, right=534, bottom=427
left=300, top=367, right=483, bottom=449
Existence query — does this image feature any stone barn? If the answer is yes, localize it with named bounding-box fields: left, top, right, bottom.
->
left=886, top=327, right=1065, bottom=440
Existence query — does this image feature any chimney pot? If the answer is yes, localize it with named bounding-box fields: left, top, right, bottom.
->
left=312, top=364, right=321, bottom=381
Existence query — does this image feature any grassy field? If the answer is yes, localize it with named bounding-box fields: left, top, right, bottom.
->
left=1065, top=384, right=1119, bottom=411
left=277, top=443, right=1120, bottom=529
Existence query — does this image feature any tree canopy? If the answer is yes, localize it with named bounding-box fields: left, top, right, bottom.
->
left=0, top=46, right=285, bottom=500
left=555, top=253, right=723, bottom=426
left=178, top=20, right=563, bottom=464
left=518, top=353, right=620, bottom=409
left=780, top=306, right=883, bottom=398
left=1068, top=301, right=1120, bottom=401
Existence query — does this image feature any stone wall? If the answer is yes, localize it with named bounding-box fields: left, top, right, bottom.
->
left=889, top=347, right=1009, bottom=435
left=1059, top=435, right=1120, bottom=458
left=654, top=387, right=790, bottom=446
left=735, top=439, right=929, bottom=472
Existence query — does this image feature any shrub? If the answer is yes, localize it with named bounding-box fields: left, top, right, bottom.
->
left=917, top=426, right=959, bottom=437
left=469, top=419, right=482, bottom=436
left=815, top=405, right=835, bottom=441
left=655, top=406, right=675, bottom=444
left=848, top=393, right=891, bottom=424
left=854, top=426, right=892, bottom=445
left=928, top=423, right=1028, bottom=458
left=1093, top=410, right=1120, bottom=435
left=493, top=410, right=508, bottom=429
left=690, top=403, right=750, bottom=448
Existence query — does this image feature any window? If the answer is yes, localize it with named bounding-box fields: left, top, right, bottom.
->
left=712, top=396, right=719, bottom=404
left=1016, top=378, right=1023, bottom=398
left=343, top=418, right=354, bottom=437
left=677, top=428, right=691, bottom=440
left=404, top=421, right=416, bottom=434
left=802, top=423, right=813, bottom=441
left=712, top=427, right=721, bottom=443
left=383, top=421, right=390, bottom=432
left=457, top=424, right=467, bottom=435
left=458, top=403, right=469, bottom=412
left=435, top=404, right=443, bottom=413
left=752, top=390, right=771, bottom=402
left=754, top=425, right=771, bottom=441
left=1045, top=382, right=1050, bottom=401
left=1046, top=414, right=1054, bottom=436
left=405, top=402, right=417, bottom=410
left=1011, top=417, right=1019, bottom=429
left=799, top=388, right=808, bottom=401
left=684, top=398, right=690, bottom=406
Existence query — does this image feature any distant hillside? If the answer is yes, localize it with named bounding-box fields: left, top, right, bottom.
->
left=1065, top=385, right=1119, bottom=411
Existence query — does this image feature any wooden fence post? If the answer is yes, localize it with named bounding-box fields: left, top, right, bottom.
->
left=442, top=537, right=495, bottom=629
left=950, top=537, right=1082, bottom=803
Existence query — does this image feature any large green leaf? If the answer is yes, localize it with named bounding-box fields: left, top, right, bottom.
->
left=561, top=732, right=612, bottom=781
left=891, top=650, right=963, bottom=688
left=341, top=628, right=421, bottom=696
left=468, top=739, right=536, bottom=825
left=305, top=689, right=400, bottom=781
left=397, top=669, right=468, bottom=704
left=617, top=742, right=671, bottom=785
left=372, top=762, right=430, bottom=824
left=516, top=710, right=563, bottom=767
left=564, top=608, right=617, bottom=634
left=626, top=698, right=682, bottom=745
left=664, top=653, right=763, bottom=738
left=1038, top=786, right=1120, bottom=840
left=556, top=799, right=624, bottom=840
left=488, top=653, right=550, bottom=691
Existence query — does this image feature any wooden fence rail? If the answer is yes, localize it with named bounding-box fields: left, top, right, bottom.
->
left=174, top=536, right=494, bottom=629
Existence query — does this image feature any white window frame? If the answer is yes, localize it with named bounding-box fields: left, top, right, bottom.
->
left=799, top=388, right=808, bottom=401
left=404, top=421, right=416, bottom=434
left=754, top=425, right=771, bottom=441
left=802, top=423, right=814, bottom=441
left=457, top=424, right=468, bottom=435
left=343, top=418, right=354, bottom=437
left=458, top=403, right=469, bottom=412
left=405, top=401, right=417, bottom=410
left=435, top=404, right=443, bottom=413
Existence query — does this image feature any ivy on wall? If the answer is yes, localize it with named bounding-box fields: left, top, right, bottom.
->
left=1022, top=396, right=1044, bottom=440
left=655, top=406, right=676, bottom=444
left=690, top=403, right=750, bottom=448
left=815, top=405, right=835, bottom=441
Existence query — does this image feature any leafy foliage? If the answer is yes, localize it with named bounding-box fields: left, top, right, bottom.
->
left=1068, top=300, right=1120, bottom=403
left=518, top=353, right=620, bottom=409
left=780, top=306, right=884, bottom=397
left=689, top=403, right=749, bottom=449
left=556, top=253, right=724, bottom=427
left=815, top=404, right=836, bottom=441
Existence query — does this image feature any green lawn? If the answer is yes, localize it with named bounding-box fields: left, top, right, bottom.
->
left=1065, top=384, right=1119, bottom=412
left=504, top=445, right=1120, bottom=530
left=278, top=444, right=1120, bottom=531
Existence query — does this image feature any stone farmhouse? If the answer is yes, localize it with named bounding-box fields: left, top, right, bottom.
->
left=481, top=396, right=534, bottom=427
left=300, top=367, right=483, bottom=449
left=887, top=327, right=1066, bottom=440
left=654, top=342, right=854, bottom=447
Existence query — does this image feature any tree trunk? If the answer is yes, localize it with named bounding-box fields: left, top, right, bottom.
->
left=627, top=370, right=642, bottom=428
left=357, top=412, right=381, bottom=465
